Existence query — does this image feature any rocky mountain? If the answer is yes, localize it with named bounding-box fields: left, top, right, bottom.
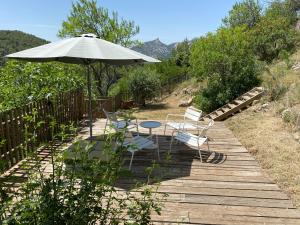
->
left=0, top=30, right=48, bottom=66
left=132, top=38, right=177, bottom=59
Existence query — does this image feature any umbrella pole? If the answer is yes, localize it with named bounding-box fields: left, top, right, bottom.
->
left=87, top=65, right=93, bottom=139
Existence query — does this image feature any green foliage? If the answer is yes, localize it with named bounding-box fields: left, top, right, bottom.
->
left=127, top=67, right=161, bottom=106
left=250, top=16, right=299, bottom=62
left=279, top=50, right=294, bottom=69
left=190, top=26, right=261, bottom=112
left=0, top=61, right=85, bottom=111
left=58, top=0, right=140, bottom=96
left=0, top=30, right=48, bottom=66
left=152, top=59, right=186, bottom=85
left=265, top=0, right=298, bottom=25
left=264, top=66, right=288, bottom=101
left=1, top=116, right=164, bottom=224
left=281, top=108, right=298, bottom=124
left=171, top=39, right=191, bottom=68
left=222, top=0, right=262, bottom=29
left=58, top=0, right=139, bottom=47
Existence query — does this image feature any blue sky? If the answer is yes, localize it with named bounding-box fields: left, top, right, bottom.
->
left=1, top=0, right=240, bottom=44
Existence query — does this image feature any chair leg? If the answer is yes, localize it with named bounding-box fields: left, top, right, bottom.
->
left=198, top=148, right=203, bottom=163
left=206, top=139, right=210, bottom=152
left=156, top=135, right=160, bottom=161
left=164, top=124, right=167, bottom=135
left=129, top=151, right=135, bottom=170
left=169, top=133, right=174, bottom=153
left=104, top=119, right=108, bottom=134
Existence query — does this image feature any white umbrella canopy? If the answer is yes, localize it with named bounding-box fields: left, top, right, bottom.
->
left=6, top=33, right=160, bottom=65
left=5, top=34, right=160, bottom=139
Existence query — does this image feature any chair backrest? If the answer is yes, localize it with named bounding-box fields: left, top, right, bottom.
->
left=103, top=109, right=117, bottom=122
left=200, top=119, right=214, bottom=137
left=184, top=106, right=202, bottom=122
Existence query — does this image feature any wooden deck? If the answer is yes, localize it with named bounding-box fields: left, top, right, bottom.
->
left=79, top=119, right=300, bottom=225
left=2, top=119, right=300, bottom=224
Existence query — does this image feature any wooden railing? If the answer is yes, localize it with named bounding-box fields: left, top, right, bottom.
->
left=0, top=89, right=85, bottom=170
left=84, top=93, right=123, bottom=118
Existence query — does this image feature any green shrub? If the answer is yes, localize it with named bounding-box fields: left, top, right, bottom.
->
left=127, top=67, right=161, bottom=106
left=152, top=60, right=186, bottom=86
left=1, top=119, right=164, bottom=224
left=250, top=16, right=299, bottom=62
left=265, top=0, right=298, bottom=26
left=190, top=26, right=261, bottom=112
left=0, top=61, right=85, bottom=111
left=264, top=67, right=288, bottom=101
left=222, top=0, right=262, bottom=29
left=279, top=50, right=294, bottom=69
left=282, top=108, right=298, bottom=124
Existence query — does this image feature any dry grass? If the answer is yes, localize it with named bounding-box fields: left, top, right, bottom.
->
left=226, top=107, right=300, bottom=207
left=226, top=50, right=300, bottom=207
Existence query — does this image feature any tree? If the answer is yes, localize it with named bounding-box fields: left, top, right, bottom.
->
left=250, top=16, right=299, bottom=62
left=222, top=0, right=262, bottom=29
left=265, top=0, right=298, bottom=25
left=0, top=61, right=85, bottom=111
left=128, top=67, right=160, bottom=106
left=58, top=0, right=139, bottom=47
left=58, top=0, right=140, bottom=96
left=171, top=39, right=191, bottom=68
left=190, top=26, right=261, bottom=112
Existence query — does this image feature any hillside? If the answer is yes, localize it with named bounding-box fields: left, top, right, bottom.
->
left=226, top=51, right=300, bottom=207
left=0, top=30, right=48, bottom=65
left=132, top=38, right=177, bottom=59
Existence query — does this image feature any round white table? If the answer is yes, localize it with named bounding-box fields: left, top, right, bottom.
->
left=140, top=121, right=161, bottom=135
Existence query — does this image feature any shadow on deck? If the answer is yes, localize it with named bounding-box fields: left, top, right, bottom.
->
left=2, top=119, right=300, bottom=224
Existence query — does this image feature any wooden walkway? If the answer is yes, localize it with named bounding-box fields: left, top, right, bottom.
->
left=2, top=119, right=300, bottom=224
left=79, top=119, right=300, bottom=225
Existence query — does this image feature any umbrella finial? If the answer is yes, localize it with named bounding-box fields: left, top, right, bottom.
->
left=80, top=33, right=99, bottom=38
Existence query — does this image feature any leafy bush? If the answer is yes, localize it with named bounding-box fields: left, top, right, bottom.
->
left=0, top=61, right=85, bottom=111
left=279, top=50, right=294, bottom=69
left=127, top=67, right=161, bottom=106
left=265, top=0, right=298, bottom=26
left=1, top=117, right=164, bottom=224
left=281, top=108, right=298, bottom=125
left=222, top=0, right=262, bottom=29
left=171, top=39, right=191, bottom=68
left=264, top=66, right=288, bottom=101
left=151, top=60, right=186, bottom=86
left=250, top=16, right=299, bottom=62
left=190, top=26, right=261, bottom=112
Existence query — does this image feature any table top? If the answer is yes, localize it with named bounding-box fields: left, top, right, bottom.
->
left=140, top=121, right=161, bottom=129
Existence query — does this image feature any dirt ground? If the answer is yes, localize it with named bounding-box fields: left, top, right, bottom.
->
left=132, top=80, right=195, bottom=120
left=132, top=95, right=187, bottom=120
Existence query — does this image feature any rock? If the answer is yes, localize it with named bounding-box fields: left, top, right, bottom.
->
left=254, top=103, right=270, bottom=112
left=293, top=132, right=300, bottom=141
left=252, top=100, right=260, bottom=106
left=292, top=63, right=300, bottom=70
left=178, top=97, right=194, bottom=107
left=181, top=88, right=188, bottom=95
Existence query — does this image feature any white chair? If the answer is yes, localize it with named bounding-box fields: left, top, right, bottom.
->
left=169, top=119, right=214, bottom=162
left=123, top=132, right=160, bottom=170
left=164, top=106, right=202, bottom=135
left=103, top=109, right=138, bottom=133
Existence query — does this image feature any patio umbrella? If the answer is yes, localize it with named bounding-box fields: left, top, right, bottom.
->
left=6, top=33, right=160, bottom=138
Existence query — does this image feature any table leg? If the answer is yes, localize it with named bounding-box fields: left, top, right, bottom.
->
left=149, top=128, right=152, bottom=136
